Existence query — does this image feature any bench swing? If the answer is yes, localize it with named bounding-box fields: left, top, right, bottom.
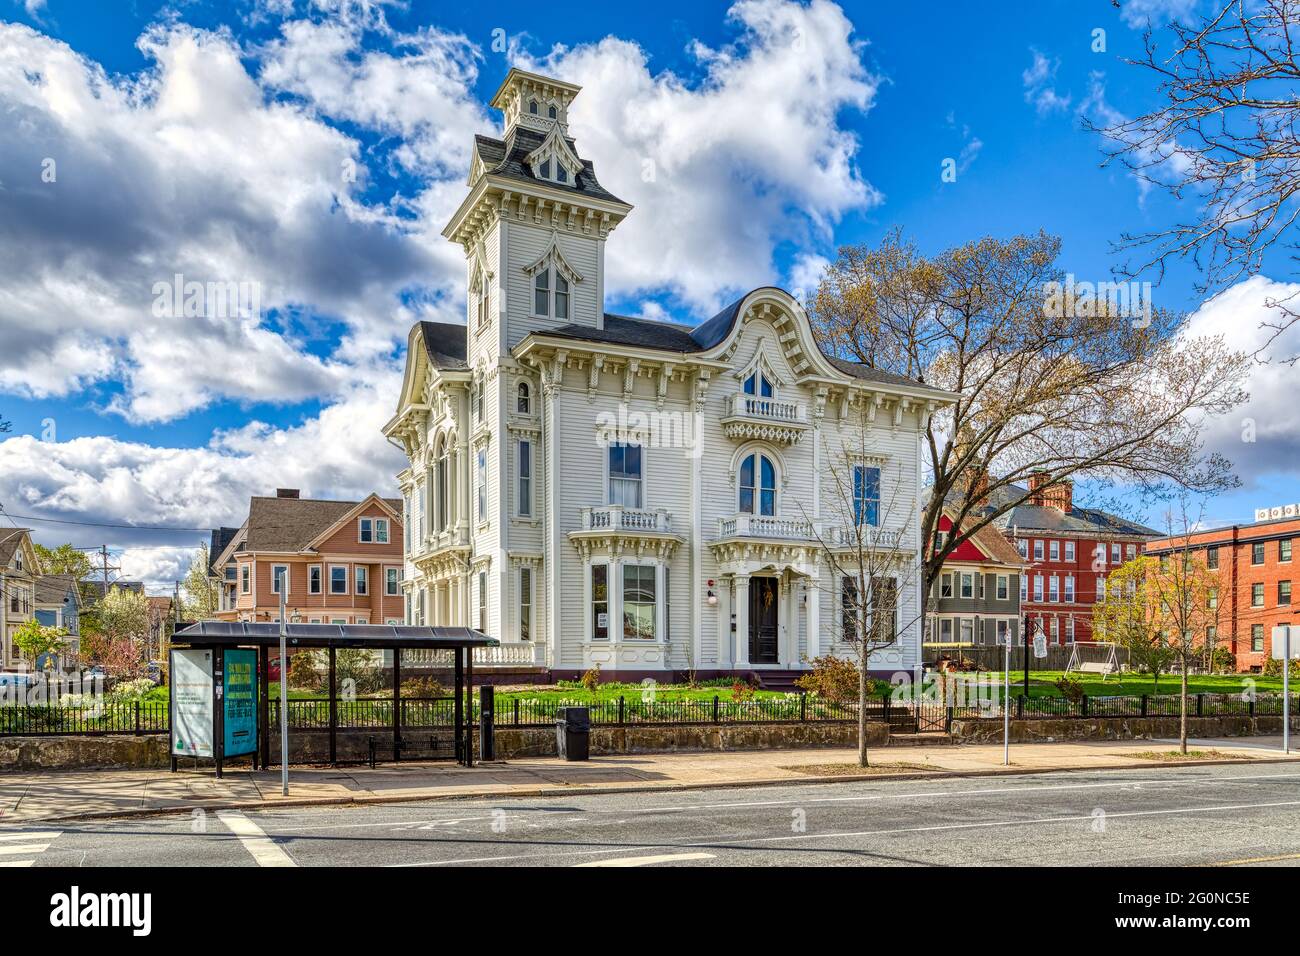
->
left=1065, top=642, right=1120, bottom=680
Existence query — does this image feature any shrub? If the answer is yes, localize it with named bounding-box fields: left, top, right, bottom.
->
left=287, top=649, right=324, bottom=694
left=730, top=679, right=754, bottom=702
left=401, top=675, right=448, bottom=699
left=109, top=678, right=155, bottom=703
left=1054, top=676, right=1086, bottom=704
left=1210, top=647, right=1236, bottom=674
left=795, top=655, right=861, bottom=703
left=580, top=666, right=601, bottom=692
left=335, top=649, right=384, bottom=696
left=1262, top=657, right=1300, bottom=679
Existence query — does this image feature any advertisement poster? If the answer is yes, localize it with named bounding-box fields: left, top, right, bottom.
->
left=171, top=649, right=213, bottom=757
left=223, top=649, right=258, bottom=757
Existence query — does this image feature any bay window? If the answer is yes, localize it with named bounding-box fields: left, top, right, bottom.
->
left=622, top=564, right=657, bottom=640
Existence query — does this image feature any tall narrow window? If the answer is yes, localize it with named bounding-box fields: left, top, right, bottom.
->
left=241, top=564, right=250, bottom=594
left=403, top=494, right=410, bottom=550
left=870, top=576, right=898, bottom=645
left=608, top=442, right=643, bottom=508
left=555, top=273, right=569, bottom=319
left=738, top=453, right=776, bottom=516
left=478, top=571, right=488, bottom=632
left=853, top=465, right=880, bottom=526
left=309, top=565, right=322, bottom=595
left=519, top=567, right=532, bottom=641
left=743, top=370, right=773, bottom=397
left=355, top=566, right=367, bottom=596
left=841, top=576, right=858, bottom=642
left=517, top=382, right=530, bottom=414
left=622, top=564, right=656, bottom=640
left=359, top=517, right=374, bottom=542
left=518, top=439, right=533, bottom=517
left=477, top=448, right=487, bottom=522
left=534, top=269, right=549, bottom=316
left=436, top=438, right=448, bottom=530
left=547, top=104, right=557, bottom=119
left=272, top=565, right=288, bottom=595
left=592, top=564, right=609, bottom=640
left=385, top=567, right=400, bottom=596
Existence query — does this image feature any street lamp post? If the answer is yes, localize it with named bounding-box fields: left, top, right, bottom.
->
left=279, top=585, right=288, bottom=796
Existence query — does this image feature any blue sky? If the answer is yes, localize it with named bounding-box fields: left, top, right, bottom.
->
left=0, top=0, right=1296, bottom=588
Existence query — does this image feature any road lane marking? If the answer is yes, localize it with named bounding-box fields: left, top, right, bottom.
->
left=0, top=860, right=35, bottom=867
left=0, top=831, right=60, bottom=842
left=0, top=844, right=51, bottom=856
left=576, top=853, right=714, bottom=867
left=393, top=797, right=1300, bottom=867
left=1211, top=851, right=1300, bottom=867
left=216, top=811, right=297, bottom=867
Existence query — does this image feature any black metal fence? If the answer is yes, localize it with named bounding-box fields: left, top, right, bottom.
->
left=2, top=691, right=1295, bottom=738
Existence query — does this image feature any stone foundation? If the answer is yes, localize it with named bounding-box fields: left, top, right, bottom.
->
left=950, top=715, right=1290, bottom=743
left=0, top=734, right=171, bottom=771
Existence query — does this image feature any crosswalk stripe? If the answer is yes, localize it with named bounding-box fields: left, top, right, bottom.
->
left=0, top=832, right=60, bottom=842
left=216, top=811, right=297, bottom=867
left=0, top=844, right=50, bottom=856
left=0, top=860, right=35, bottom=867
left=575, top=852, right=715, bottom=867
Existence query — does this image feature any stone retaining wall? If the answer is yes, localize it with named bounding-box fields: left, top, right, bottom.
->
left=950, top=715, right=1289, bottom=743
left=0, top=721, right=890, bottom=771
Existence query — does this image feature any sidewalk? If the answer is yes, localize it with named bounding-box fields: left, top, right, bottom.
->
left=3, top=737, right=1298, bottom=824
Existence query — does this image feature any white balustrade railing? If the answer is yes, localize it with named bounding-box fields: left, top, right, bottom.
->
left=717, top=514, right=815, bottom=540
left=726, top=393, right=807, bottom=423
left=472, top=643, right=548, bottom=667
left=580, top=506, right=672, bottom=533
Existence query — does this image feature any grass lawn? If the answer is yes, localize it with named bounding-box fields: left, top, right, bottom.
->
left=1128, top=750, right=1253, bottom=762
left=947, top=670, right=1288, bottom=700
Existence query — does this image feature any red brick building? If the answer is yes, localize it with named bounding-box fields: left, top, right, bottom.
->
left=984, top=476, right=1161, bottom=645
left=1144, top=508, right=1299, bottom=671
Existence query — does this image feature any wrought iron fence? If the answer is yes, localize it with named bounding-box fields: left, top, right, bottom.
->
left=3, top=691, right=1296, bottom=737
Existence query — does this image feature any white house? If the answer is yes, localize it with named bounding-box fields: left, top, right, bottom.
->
left=383, top=68, right=956, bottom=682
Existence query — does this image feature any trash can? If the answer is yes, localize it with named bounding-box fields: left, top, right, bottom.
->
left=556, top=706, right=590, bottom=761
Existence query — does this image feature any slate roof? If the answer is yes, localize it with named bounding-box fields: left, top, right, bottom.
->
left=0, top=528, right=30, bottom=569
left=84, top=580, right=145, bottom=599
left=419, top=321, right=469, bottom=371
left=537, top=292, right=949, bottom=394
left=35, top=573, right=80, bottom=606
left=473, top=127, right=626, bottom=206
left=244, top=496, right=403, bottom=553
left=981, top=484, right=1161, bottom=537
left=209, top=527, right=240, bottom=573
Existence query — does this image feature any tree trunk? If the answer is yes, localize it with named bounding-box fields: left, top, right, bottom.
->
left=858, top=654, right=869, bottom=768
left=1179, top=664, right=1188, bottom=755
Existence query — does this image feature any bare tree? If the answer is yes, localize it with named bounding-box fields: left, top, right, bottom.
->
left=1086, top=0, right=1300, bottom=361
left=802, top=422, right=927, bottom=768
left=808, top=230, right=1249, bottom=607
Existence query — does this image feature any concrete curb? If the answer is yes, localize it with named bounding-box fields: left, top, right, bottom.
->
left=17, top=754, right=1300, bottom=824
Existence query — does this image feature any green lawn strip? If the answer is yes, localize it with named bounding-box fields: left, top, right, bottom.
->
left=781, top=762, right=941, bottom=776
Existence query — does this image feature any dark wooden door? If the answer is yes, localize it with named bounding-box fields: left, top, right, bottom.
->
left=749, top=577, right=779, bottom=665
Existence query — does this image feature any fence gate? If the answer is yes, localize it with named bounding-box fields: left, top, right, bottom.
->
left=915, top=703, right=949, bottom=734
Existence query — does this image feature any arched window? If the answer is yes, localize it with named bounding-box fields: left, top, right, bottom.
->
left=738, top=453, right=776, bottom=516
left=528, top=100, right=538, bottom=114
left=436, top=436, right=449, bottom=530
left=743, top=369, right=773, bottom=397
left=534, top=269, right=549, bottom=316
left=554, top=273, right=569, bottom=319
left=547, top=105, right=557, bottom=119
left=540, top=158, right=551, bottom=179
left=517, top=381, right=530, bottom=414
left=556, top=165, right=567, bottom=184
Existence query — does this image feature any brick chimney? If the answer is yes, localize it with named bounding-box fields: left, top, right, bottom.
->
left=1028, top=473, right=1072, bottom=512
left=276, top=488, right=300, bottom=499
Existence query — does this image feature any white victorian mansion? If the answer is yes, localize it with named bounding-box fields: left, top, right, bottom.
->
left=384, top=69, right=954, bottom=681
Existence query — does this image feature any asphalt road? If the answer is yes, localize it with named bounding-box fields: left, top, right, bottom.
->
left=9, top=762, right=1300, bottom=867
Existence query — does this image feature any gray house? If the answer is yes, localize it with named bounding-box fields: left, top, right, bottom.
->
left=926, top=512, right=1026, bottom=654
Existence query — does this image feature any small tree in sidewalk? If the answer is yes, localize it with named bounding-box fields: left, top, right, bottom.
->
left=1093, top=557, right=1177, bottom=695
left=803, top=423, right=926, bottom=768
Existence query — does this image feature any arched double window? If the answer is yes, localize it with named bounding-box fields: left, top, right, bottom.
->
left=738, top=452, right=776, bottom=516
left=743, top=369, right=773, bottom=397
left=435, top=436, right=449, bottom=531
left=517, top=381, right=531, bottom=414
left=533, top=268, right=570, bottom=319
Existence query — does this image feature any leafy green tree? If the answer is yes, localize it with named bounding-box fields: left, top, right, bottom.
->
left=99, top=586, right=149, bottom=648
left=32, top=543, right=94, bottom=579
left=181, top=543, right=218, bottom=620
left=12, top=619, right=68, bottom=669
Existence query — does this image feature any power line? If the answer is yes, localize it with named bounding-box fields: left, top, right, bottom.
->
left=0, top=508, right=213, bottom=534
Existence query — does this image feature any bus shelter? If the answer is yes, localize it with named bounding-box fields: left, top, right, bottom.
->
left=169, top=622, right=497, bottom=772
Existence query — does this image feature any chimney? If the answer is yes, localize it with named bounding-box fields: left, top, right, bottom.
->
left=276, top=488, right=300, bottom=499
left=1028, top=473, right=1072, bottom=513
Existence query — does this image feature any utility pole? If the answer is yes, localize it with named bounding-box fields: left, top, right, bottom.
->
left=101, top=544, right=110, bottom=599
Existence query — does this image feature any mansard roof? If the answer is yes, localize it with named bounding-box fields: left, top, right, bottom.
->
left=473, top=127, right=626, bottom=205
left=535, top=288, right=950, bottom=395
left=419, top=320, right=469, bottom=371
left=979, top=484, right=1161, bottom=538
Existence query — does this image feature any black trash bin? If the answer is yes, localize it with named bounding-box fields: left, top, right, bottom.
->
left=556, top=706, right=590, bottom=761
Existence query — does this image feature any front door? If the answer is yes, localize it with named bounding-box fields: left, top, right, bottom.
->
left=749, top=577, right=779, bottom=665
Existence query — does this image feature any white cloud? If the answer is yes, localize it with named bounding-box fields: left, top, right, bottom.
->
left=0, top=21, right=446, bottom=422
left=788, top=252, right=830, bottom=302
left=1184, top=276, right=1300, bottom=483
left=1119, top=0, right=1200, bottom=28
left=1022, top=49, right=1071, bottom=115
left=518, top=0, right=882, bottom=313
